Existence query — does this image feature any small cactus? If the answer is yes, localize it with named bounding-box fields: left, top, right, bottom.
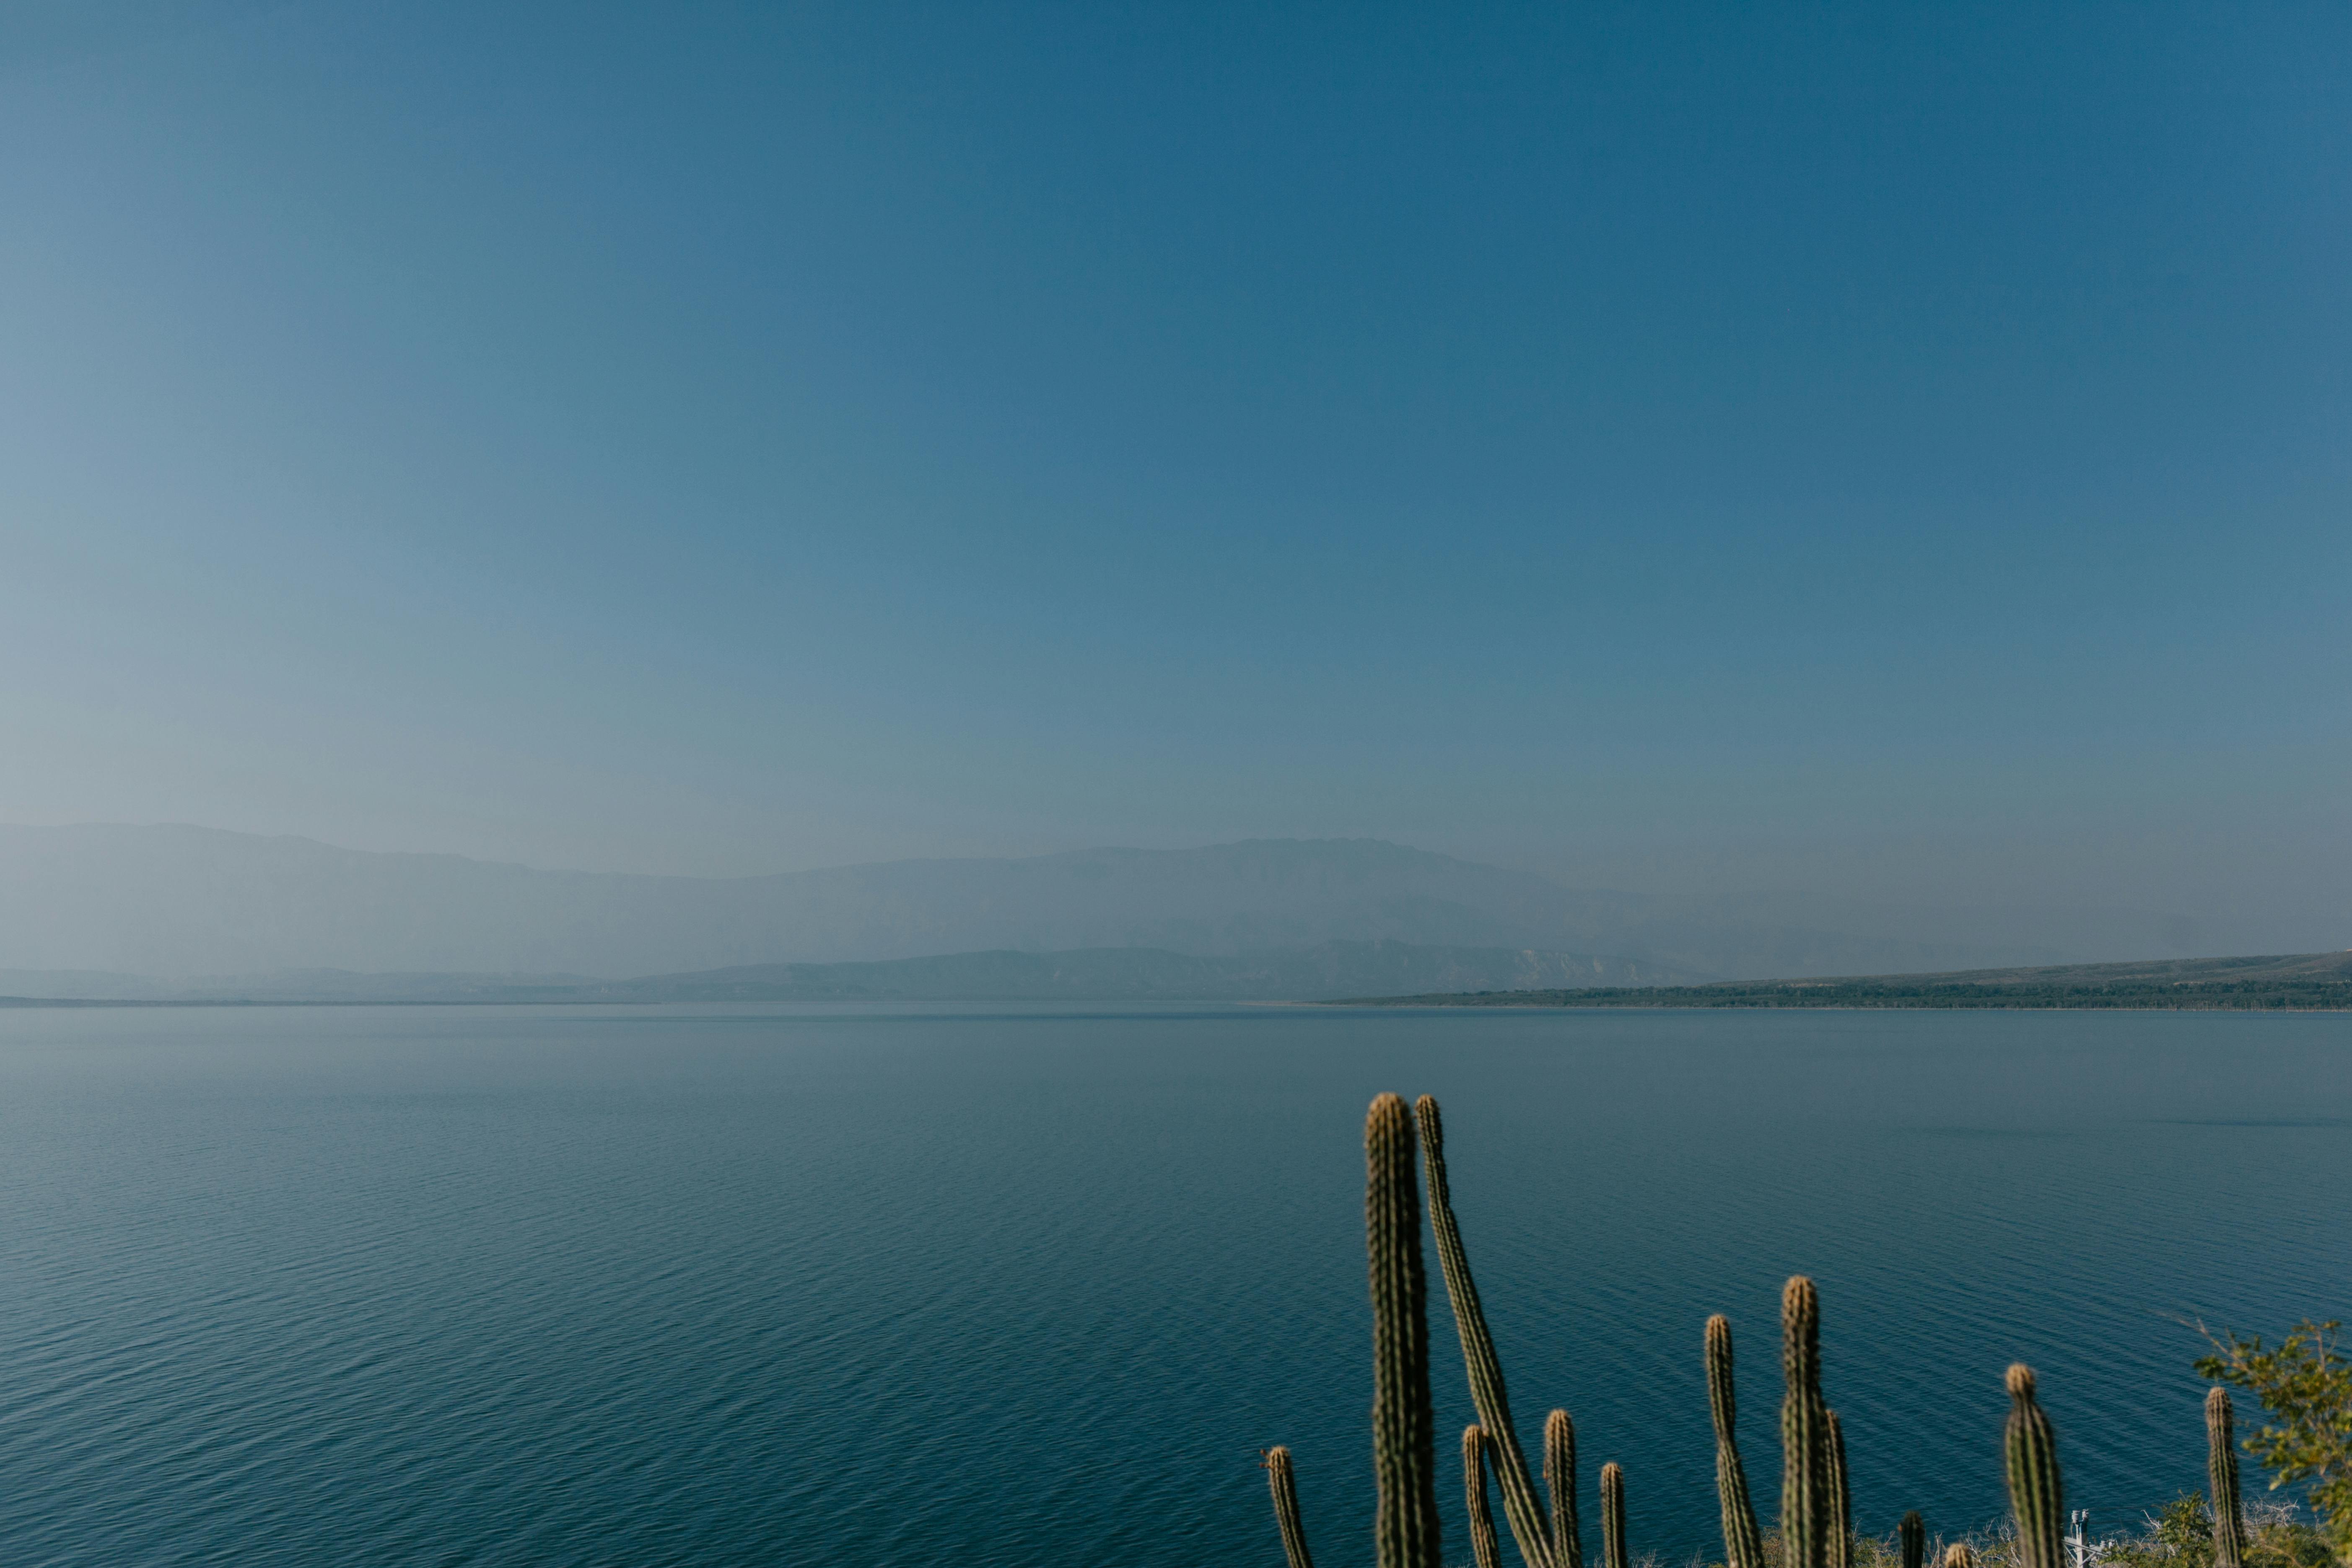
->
left=1417, top=1096, right=1557, bottom=1568
left=1943, top=1546, right=1976, bottom=1568
left=1547, top=1409, right=1585, bottom=1568
left=1466, top=1426, right=1504, bottom=1568
left=1782, top=1277, right=1836, bottom=1568
left=1265, top=1447, right=1315, bottom=1568
left=2004, top=1365, right=2064, bottom=1568
left=1899, top=1510, right=1925, bottom=1568
left=1600, top=1462, right=1629, bottom=1568
left=1706, top=1315, right=1767, bottom=1568
left=2208, top=1386, right=2247, bottom=1568
left=1825, top=1409, right=1852, bottom=1568
left=1367, top=1094, right=1443, bottom=1568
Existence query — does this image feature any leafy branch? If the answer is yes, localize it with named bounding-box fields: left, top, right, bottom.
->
left=2196, top=1321, right=2352, bottom=1560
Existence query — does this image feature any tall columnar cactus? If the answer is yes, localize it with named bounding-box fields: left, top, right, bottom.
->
left=2004, top=1365, right=2064, bottom=1568
left=1265, top=1447, right=1315, bottom=1568
left=1600, top=1463, right=1628, bottom=1568
left=2207, top=1386, right=2247, bottom=1568
left=1547, top=1409, right=1585, bottom=1568
left=1416, top=1096, right=1557, bottom=1568
left=1898, top=1510, right=1925, bottom=1568
left=1367, top=1094, right=1444, bottom=1568
left=1706, top=1315, right=1767, bottom=1568
left=1466, top=1427, right=1504, bottom=1568
left=1782, top=1277, right=1836, bottom=1568
left=1825, top=1408, right=1852, bottom=1568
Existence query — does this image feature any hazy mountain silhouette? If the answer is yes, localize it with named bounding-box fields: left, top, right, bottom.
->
left=569, top=943, right=1693, bottom=1002
left=0, top=823, right=2243, bottom=982
left=0, top=942, right=1701, bottom=1004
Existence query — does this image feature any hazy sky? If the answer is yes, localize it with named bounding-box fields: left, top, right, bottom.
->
left=3, top=5, right=2346, bottom=920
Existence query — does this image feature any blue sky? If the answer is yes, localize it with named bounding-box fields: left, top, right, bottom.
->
left=2, top=4, right=2345, bottom=923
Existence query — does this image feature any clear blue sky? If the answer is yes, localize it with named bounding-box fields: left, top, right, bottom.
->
left=3, top=4, right=2345, bottom=925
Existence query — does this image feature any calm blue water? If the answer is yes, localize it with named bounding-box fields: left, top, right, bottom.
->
left=1, top=1003, right=2346, bottom=1566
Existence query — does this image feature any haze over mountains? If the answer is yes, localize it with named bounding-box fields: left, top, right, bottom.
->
left=1, top=823, right=2321, bottom=1000
left=0, top=944, right=1697, bottom=1005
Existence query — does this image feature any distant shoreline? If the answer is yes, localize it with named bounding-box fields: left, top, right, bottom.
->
left=0, top=996, right=584, bottom=1009
left=8, top=949, right=2347, bottom=1012
left=1326, top=981, right=2352, bottom=1011
left=5, top=993, right=2347, bottom=1012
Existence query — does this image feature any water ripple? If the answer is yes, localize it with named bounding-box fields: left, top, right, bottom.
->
left=0, top=1004, right=2346, bottom=1565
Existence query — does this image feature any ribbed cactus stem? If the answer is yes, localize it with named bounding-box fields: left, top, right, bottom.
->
left=2003, top=1365, right=2064, bottom=1568
left=2207, top=1386, right=2247, bottom=1568
left=1899, top=1511, right=1925, bottom=1568
left=1466, top=1426, right=1504, bottom=1568
left=1416, top=1096, right=1557, bottom=1568
left=1265, top=1446, right=1316, bottom=1568
left=1706, top=1315, right=1766, bottom=1568
left=1367, top=1094, right=1443, bottom=1568
left=1600, top=1463, right=1628, bottom=1568
left=1547, top=1409, right=1585, bottom=1568
left=1943, top=1546, right=1975, bottom=1568
left=1780, top=1277, right=1835, bottom=1568
left=1825, top=1409, right=1852, bottom=1568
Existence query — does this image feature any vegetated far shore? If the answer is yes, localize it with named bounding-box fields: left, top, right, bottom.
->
left=1329, top=950, right=2352, bottom=1010
left=3, top=949, right=2347, bottom=1012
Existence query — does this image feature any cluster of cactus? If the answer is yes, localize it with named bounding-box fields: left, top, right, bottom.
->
left=1263, top=1094, right=2255, bottom=1568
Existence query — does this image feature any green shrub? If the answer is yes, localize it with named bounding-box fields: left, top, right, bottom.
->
left=2104, top=1494, right=2333, bottom=1568
left=2197, top=1324, right=2352, bottom=1563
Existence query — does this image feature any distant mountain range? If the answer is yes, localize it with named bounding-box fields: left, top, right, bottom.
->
left=0, top=941, right=1697, bottom=1005
left=0, top=822, right=2305, bottom=986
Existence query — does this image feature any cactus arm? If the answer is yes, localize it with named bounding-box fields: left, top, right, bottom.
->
left=1898, top=1510, right=1925, bottom=1568
left=1367, top=1095, right=1444, bottom=1568
left=1468, top=1427, right=1505, bottom=1568
left=1546, top=1410, right=1585, bottom=1568
left=1825, top=1409, right=1852, bottom=1568
left=1265, top=1447, right=1317, bottom=1568
left=1781, top=1278, right=1835, bottom=1568
left=1600, top=1463, right=1628, bottom=1568
left=2207, top=1386, right=2247, bottom=1568
left=2003, top=1365, right=2064, bottom=1568
left=1414, top=1096, right=1557, bottom=1568
left=1706, top=1316, right=1767, bottom=1568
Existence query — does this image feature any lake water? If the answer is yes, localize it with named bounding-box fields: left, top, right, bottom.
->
left=1, top=1003, right=2346, bottom=1566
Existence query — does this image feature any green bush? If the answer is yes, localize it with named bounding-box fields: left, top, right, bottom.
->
left=2197, top=1324, right=2352, bottom=1564
left=2104, top=1494, right=2332, bottom=1568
